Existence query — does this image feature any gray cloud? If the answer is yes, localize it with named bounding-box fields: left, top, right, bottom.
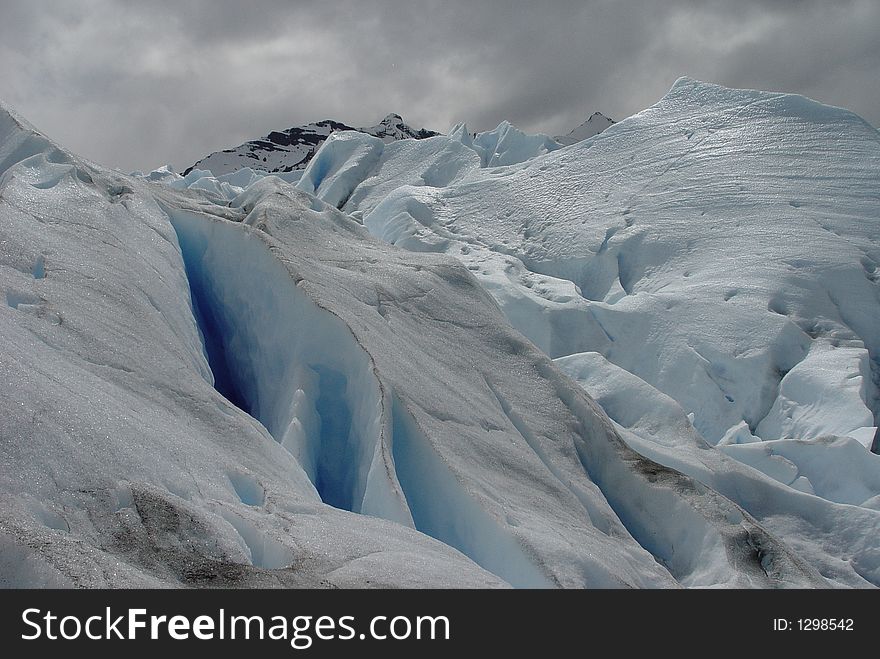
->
left=1, top=0, right=877, bottom=171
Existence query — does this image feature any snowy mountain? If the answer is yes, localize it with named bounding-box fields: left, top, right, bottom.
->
left=3, top=78, right=880, bottom=589
left=555, top=111, right=615, bottom=145
left=185, top=114, right=439, bottom=177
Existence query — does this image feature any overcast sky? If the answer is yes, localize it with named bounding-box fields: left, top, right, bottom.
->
left=2, top=0, right=878, bottom=172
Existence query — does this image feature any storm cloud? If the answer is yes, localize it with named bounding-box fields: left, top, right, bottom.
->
left=2, top=0, right=877, bottom=171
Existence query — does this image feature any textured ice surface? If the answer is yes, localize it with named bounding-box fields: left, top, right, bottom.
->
left=456, top=120, right=563, bottom=167
left=3, top=77, right=880, bottom=589
left=357, top=78, right=880, bottom=452
left=0, top=104, right=501, bottom=588
left=556, top=351, right=880, bottom=586
left=316, top=78, right=880, bottom=586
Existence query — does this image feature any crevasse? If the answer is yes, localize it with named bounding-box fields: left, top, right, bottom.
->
left=165, top=206, right=552, bottom=587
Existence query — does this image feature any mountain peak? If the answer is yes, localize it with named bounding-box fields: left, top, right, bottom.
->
left=186, top=114, right=439, bottom=176
left=363, top=114, right=439, bottom=144
left=554, top=111, right=616, bottom=145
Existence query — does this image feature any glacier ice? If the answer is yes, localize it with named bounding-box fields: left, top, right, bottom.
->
left=0, top=103, right=504, bottom=588
left=3, top=76, right=880, bottom=589
left=295, top=77, right=880, bottom=586
left=454, top=120, right=563, bottom=167
left=353, top=78, right=880, bottom=453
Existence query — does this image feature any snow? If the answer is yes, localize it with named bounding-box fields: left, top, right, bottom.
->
left=3, top=75, right=880, bottom=589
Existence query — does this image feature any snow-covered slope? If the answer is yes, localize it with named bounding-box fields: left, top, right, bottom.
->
left=4, top=77, right=880, bottom=589
left=185, top=114, right=439, bottom=177
left=555, top=111, right=615, bottom=145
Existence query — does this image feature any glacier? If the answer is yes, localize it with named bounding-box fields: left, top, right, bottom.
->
left=309, top=78, right=880, bottom=453
left=171, top=115, right=581, bottom=200
left=2, top=77, right=880, bottom=589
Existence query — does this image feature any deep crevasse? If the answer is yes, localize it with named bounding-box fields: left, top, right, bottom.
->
left=167, top=207, right=401, bottom=520
left=166, top=206, right=553, bottom=587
